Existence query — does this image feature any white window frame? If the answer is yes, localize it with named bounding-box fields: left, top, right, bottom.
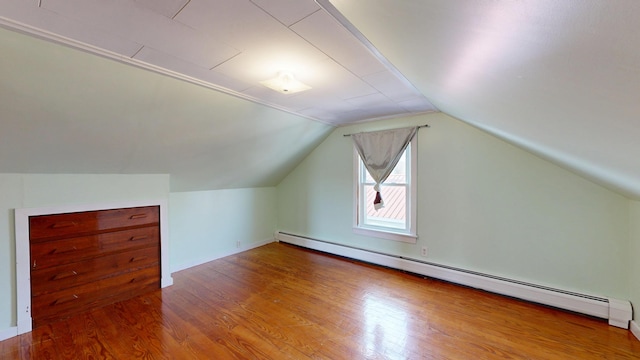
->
left=353, top=138, right=417, bottom=243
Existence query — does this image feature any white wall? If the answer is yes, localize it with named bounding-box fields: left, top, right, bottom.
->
left=169, top=187, right=277, bottom=272
left=277, top=113, right=630, bottom=300
left=0, top=173, right=169, bottom=337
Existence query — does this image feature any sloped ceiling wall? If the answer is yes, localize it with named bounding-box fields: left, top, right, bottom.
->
left=2, top=1, right=640, bottom=197
left=330, top=0, right=640, bottom=199
left=0, top=27, right=332, bottom=192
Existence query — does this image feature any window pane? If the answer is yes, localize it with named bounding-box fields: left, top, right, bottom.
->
left=363, top=184, right=406, bottom=230
left=389, top=151, right=407, bottom=184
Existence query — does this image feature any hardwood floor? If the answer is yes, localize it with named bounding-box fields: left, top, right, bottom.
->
left=2, top=242, right=639, bottom=359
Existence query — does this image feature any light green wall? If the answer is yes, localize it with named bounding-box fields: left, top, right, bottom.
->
left=0, top=173, right=169, bottom=334
left=169, top=187, right=277, bottom=272
left=0, top=176, right=23, bottom=335
left=630, top=200, right=640, bottom=321
left=277, top=113, right=630, bottom=299
left=1, top=114, right=635, bottom=336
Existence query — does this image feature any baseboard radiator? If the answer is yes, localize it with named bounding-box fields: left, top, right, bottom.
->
left=275, top=231, right=632, bottom=329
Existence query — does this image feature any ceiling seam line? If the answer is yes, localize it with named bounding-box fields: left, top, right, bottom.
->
left=287, top=9, right=323, bottom=28
left=209, top=51, right=243, bottom=70
left=286, top=26, right=384, bottom=97
left=247, top=0, right=320, bottom=28
left=248, top=1, right=289, bottom=27
left=172, top=0, right=192, bottom=20
left=131, top=45, right=144, bottom=59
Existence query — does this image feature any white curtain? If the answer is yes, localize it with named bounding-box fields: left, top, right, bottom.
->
left=352, top=126, right=418, bottom=210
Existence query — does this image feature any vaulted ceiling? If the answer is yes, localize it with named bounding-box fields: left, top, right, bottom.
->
left=328, top=0, right=640, bottom=199
left=1, top=0, right=639, bottom=197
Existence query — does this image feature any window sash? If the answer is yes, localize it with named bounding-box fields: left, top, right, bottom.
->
left=360, top=183, right=409, bottom=231
left=359, top=167, right=410, bottom=231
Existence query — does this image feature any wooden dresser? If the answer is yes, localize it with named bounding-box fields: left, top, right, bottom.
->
left=29, top=206, right=161, bottom=328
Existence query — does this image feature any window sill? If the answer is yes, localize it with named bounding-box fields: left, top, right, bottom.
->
left=353, top=226, right=417, bottom=243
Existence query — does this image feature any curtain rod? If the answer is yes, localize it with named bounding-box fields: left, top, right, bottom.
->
left=342, top=124, right=430, bottom=137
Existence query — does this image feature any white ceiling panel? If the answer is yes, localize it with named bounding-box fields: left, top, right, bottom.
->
left=397, top=96, right=440, bottom=113
left=291, top=10, right=385, bottom=77
left=341, top=110, right=378, bottom=122
left=296, top=107, right=341, bottom=123
left=241, top=86, right=351, bottom=114
left=305, top=58, right=377, bottom=100
left=41, top=0, right=239, bottom=68
left=0, top=1, right=39, bottom=19
left=174, top=0, right=278, bottom=51
left=239, top=85, right=307, bottom=108
left=40, top=0, right=154, bottom=39
left=362, top=70, right=422, bottom=102
left=250, top=0, right=321, bottom=26
left=134, top=0, right=188, bottom=18
left=44, top=20, right=143, bottom=57
left=134, top=46, right=253, bottom=92
left=313, top=100, right=360, bottom=114
left=346, top=93, right=400, bottom=110
left=293, top=93, right=359, bottom=113
left=344, top=106, right=407, bottom=123
left=137, top=21, right=240, bottom=69
left=212, top=25, right=329, bottom=85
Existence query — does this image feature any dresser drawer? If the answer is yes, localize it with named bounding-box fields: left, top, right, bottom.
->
left=31, top=246, right=159, bottom=297
left=31, top=266, right=160, bottom=327
left=30, top=226, right=159, bottom=270
left=29, top=206, right=159, bottom=242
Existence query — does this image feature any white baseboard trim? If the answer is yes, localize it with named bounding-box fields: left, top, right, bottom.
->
left=171, top=238, right=275, bottom=273
left=275, top=231, right=633, bottom=329
left=631, top=321, right=640, bottom=342
left=17, top=319, right=31, bottom=336
left=0, top=326, right=18, bottom=341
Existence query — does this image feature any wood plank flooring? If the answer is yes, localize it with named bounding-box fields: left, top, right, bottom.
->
left=2, top=242, right=639, bottom=359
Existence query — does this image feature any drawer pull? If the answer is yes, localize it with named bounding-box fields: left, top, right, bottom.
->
left=52, top=294, right=78, bottom=306
left=129, top=214, right=148, bottom=220
left=52, top=271, right=78, bottom=280
left=50, top=246, right=78, bottom=255
left=130, top=256, right=148, bottom=263
left=129, top=235, right=148, bottom=242
left=50, top=221, right=77, bottom=229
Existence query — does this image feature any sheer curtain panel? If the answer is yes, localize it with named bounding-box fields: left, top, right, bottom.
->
left=352, top=127, right=418, bottom=210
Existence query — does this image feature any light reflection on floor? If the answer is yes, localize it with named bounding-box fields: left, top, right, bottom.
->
left=362, top=291, right=410, bottom=359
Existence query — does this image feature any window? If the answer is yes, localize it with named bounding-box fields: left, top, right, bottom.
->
left=353, top=138, right=417, bottom=243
